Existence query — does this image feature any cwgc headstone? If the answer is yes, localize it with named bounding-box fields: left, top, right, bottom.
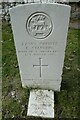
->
left=10, top=2, right=71, bottom=118
left=10, top=3, right=71, bottom=91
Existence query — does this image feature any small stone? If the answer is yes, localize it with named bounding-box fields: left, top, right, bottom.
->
left=14, top=65, right=18, bottom=68
left=77, top=68, right=80, bottom=72
left=22, top=105, right=25, bottom=108
left=12, top=115, right=15, bottom=118
left=18, top=100, right=21, bottom=103
left=11, top=91, right=15, bottom=98
left=73, top=50, right=76, bottom=54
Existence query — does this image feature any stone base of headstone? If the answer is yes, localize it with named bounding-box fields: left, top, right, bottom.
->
left=27, top=90, right=54, bottom=118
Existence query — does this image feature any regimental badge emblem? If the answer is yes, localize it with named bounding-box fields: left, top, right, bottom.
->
left=26, top=12, right=53, bottom=39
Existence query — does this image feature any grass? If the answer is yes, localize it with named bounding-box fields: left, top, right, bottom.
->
left=2, top=21, right=80, bottom=119
left=2, top=21, right=29, bottom=119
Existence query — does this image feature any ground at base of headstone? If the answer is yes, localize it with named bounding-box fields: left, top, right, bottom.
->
left=2, top=117, right=80, bottom=120
left=2, top=20, right=80, bottom=118
left=69, top=19, right=80, bottom=29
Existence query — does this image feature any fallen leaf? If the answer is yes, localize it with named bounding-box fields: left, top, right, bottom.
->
left=65, top=66, right=71, bottom=70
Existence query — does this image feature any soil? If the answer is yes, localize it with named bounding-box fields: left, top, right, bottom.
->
left=69, top=21, right=80, bottom=29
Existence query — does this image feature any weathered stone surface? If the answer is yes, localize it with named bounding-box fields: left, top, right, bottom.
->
left=10, top=3, right=71, bottom=91
left=27, top=90, right=54, bottom=118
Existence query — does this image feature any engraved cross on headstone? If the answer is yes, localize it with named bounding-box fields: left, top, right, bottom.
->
left=33, top=58, right=48, bottom=77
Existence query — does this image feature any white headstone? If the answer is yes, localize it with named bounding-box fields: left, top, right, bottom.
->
left=10, top=3, right=71, bottom=91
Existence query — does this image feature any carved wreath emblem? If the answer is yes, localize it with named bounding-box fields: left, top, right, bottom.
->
left=26, top=12, right=53, bottom=39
